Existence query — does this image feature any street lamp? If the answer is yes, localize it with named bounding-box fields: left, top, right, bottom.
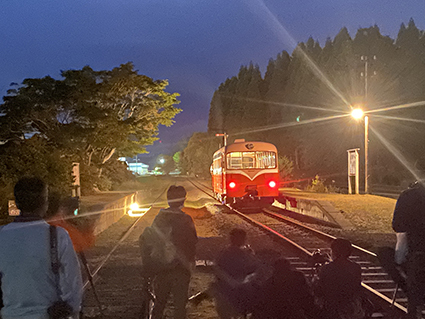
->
left=351, top=108, right=369, bottom=194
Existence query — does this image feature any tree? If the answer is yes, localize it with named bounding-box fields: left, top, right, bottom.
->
left=206, top=21, right=425, bottom=187
left=157, top=154, right=175, bottom=175
left=181, top=132, right=219, bottom=177
left=278, top=155, right=294, bottom=182
left=0, top=62, right=181, bottom=193
left=0, top=136, right=73, bottom=216
left=173, top=151, right=182, bottom=171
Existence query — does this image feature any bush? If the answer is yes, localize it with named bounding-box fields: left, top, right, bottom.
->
left=306, top=175, right=328, bottom=193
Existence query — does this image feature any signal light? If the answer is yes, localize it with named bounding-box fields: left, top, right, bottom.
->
left=268, top=181, right=277, bottom=188
left=229, top=182, right=236, bottom=189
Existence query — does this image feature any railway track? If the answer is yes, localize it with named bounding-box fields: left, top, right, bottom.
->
left=188, top=178, right=408, bottom=318
left=82, top=185, right=170, bottom=318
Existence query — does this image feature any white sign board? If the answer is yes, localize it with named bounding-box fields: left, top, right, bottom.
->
left=347, top=148, right=360, bottom=195
left=349, top=152, right=356, bottom=176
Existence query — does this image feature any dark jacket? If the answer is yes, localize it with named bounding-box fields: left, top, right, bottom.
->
left=253, top=270, right=317, bottom=319
left=151, top=207, right=198, bottom=268
left=214, top=245, right=259, bottom=313
left=392, top=183, right=425, bottom=253
left=316, top=258, right=363, bottom=319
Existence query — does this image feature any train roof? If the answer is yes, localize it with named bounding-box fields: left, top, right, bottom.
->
left=213, top=140, right=277, bottom=156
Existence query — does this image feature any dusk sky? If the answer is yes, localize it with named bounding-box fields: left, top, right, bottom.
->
left=1, top=0, right=424, bottom=161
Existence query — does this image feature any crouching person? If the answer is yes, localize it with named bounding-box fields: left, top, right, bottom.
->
left=252, top=257, right=321, bottom=319
left=213, top=228, right=260, bottom=319
left=315, top=238, right=366, bottom=319
left=139, top=185, right=198, bottom=319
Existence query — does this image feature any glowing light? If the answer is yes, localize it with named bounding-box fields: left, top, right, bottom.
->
left=236, top=113, right=349, bottom=136
left=128, top=207, right=151, bottom=217
left=367, top=100, right=425, bottom=114
left=229, top=182, right=236, bottom=189
left=130, top=203, right=139, bottom=211
left=351, top=108, right=364, bottom=120
left=268, top=181, right=277, bottom=188
left=159, top=158, right=165, bottom=164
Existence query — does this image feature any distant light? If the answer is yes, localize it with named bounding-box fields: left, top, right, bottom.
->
left=159, top=158, right=165, bottom=164
left=351, top=108, right=364, bottom=120
left=296, top=116, right=300, bottom=122
left=73, top=209, right=79, bottom=216
left=229, top=182, right=236, bottom=189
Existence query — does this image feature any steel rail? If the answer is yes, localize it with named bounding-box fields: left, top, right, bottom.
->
left=83, top=185, right=169, bottom=290
left=262, top=208, right=407, bottom=313
left=188, top=178, right=407, bottom=315
left=263, top=208, right=377, bottom=257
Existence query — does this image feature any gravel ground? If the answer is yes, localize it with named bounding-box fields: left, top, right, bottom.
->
left=84, top=178, right=399, bottom=318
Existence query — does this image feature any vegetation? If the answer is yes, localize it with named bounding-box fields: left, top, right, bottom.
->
left=208, top=20, right=425, bottom=187
left=278, top=155, right=294, bottom=181
left=180, top=132, right=219, bottom=177
left=0, top=62, right=181, bottom=216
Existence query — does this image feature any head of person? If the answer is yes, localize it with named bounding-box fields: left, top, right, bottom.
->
left=229, top=228, right=246, bottom=247
left=331, top=238, right=352, bottom=260
left=14, top=177, right=48, bottom=217
left=167, top=185, right=186, bottom=208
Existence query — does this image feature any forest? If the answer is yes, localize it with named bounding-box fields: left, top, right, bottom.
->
left=203, top=20, right=425, bottom=188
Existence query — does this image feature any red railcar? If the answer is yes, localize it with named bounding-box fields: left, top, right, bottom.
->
left=210, top=139, right=280, bottom=206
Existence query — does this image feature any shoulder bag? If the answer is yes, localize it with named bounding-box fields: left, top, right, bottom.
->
left=47, top=225, right=73, bottom=319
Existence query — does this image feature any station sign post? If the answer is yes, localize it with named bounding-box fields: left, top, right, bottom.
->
left=8, top=200, right=20, bottom=216
left=347, top=148, right=360, bottom=194
left=72, top=162, right=81, bottom=197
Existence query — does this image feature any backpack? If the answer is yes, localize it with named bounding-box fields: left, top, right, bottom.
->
left=139, top=225, right=178, bottom=274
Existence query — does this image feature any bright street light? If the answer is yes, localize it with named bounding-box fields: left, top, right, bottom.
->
left=351, top=107, right=369, bottom=194
left=159, top=158, right=165, bottom=164
left=351, top=108, right=364, bottom=120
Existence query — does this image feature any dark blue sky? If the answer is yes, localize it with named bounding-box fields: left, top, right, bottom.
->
left=1, top=0, right=424, bottom=159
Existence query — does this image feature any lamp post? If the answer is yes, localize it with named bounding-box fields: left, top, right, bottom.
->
left=351, top=108, right=369, bottom=194
left=215, top=133, right=228, bottom=147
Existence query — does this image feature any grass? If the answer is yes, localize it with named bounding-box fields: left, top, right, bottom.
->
left=281, top=189, right=397, bottom=233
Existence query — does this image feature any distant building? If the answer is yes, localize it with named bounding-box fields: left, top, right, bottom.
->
left=119, top=157, right=149, bottom=175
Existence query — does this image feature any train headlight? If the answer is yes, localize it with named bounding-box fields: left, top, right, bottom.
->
left=268, top=181, right=277, bottom=188
left=229, top=182, right=236, bottom=189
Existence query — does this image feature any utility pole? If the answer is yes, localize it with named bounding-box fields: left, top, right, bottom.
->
left=360, top=55, right=376, bottom=194
left=215, top=133, right=228, bottom=147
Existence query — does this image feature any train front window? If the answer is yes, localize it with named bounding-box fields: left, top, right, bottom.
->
left=227, top=151, right=276, bottom=169
left=256, top=151, right=276, bottom=168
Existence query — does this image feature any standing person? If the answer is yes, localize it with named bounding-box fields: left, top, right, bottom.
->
left=0, top=177, right=83, bottom=319
left=315, top=238, right=365, bottom=319
left=213, top=228, right=259, bottom=319
left=141, top=185, right=198, bottom=319
left=392, top=180, right=425, bottom=318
